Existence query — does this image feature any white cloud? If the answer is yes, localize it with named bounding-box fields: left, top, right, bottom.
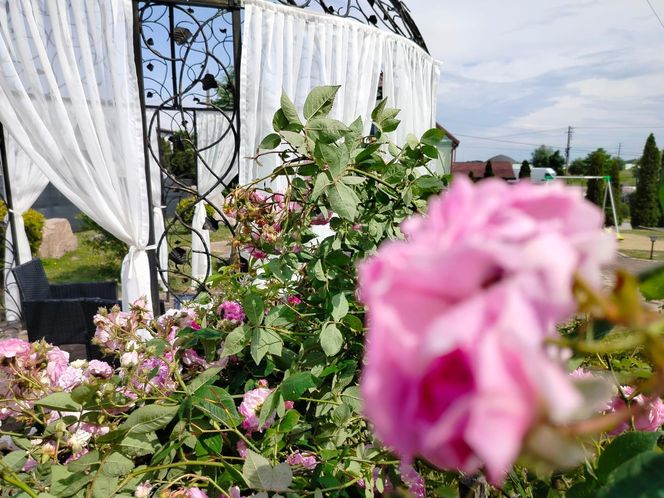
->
left=402, top=0, right=664, bottom=160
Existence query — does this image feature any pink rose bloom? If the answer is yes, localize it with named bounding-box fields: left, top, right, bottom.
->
left=286, top=451, right=318, bottom=470
left=217, top=301, right=246, bottom=322
left=0, top=338, right=30, bottom=360
left=238, top=386, right=274, bottom=434
left=46, top=347, right=70, bottom=385
left=182, top=349, right=208, bottom=368
left=57, top=366, right=84, bottom=391
left=311, top=211, right=333, bottom=226
left=400, top=463, right=426, bottom=498
left=287, top=295, right=302, bottom=305
left=229, top=486, right=244, bottom=498
left=607, top=386, right=664, bottom=434
left=359, top=178, right=612, bottom=483
left=246, top=246, right=268, bottom=260
left=134, top=481, right=152, bottom=498
left=250, top=190, right=268, bottom=203
left=184, top=488, right=208, bottom=498
left=86, top=360, right=113, bottom=378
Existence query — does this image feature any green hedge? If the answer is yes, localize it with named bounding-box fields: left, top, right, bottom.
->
left=0, top=201, right=45, bottom=255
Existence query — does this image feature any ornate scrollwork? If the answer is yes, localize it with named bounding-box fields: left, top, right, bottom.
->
left=135, top=0, right=425, bottom=303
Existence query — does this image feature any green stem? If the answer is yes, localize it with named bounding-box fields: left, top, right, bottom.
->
left=0, top=471, right=38, bottom=498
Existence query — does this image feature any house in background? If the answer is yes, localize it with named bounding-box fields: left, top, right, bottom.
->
left=433, top=123, right=460, bottom=175
left=451, top=154, right=517, bottom=180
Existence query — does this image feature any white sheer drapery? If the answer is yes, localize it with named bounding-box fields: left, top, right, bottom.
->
left=191, top=110, right=236, bottom=281
left=240, top=0, right=384, bottom=190
left=147, top=108, right=168, bottom=290
left=381, top=34, right=441, bottom=145
left=3, top=134, right=49, bottom=321
left=0, top=0, right=151, bottom=309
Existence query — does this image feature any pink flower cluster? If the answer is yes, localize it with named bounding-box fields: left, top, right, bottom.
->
left=607, top=386, right=664, bottom=434
left=237, top=380, right=294, bottom=435
left=359, top=178, right=615, bottom=483
left=286, top=451, right=318, bottom=470
left=217, top=300, right=246, bottom=322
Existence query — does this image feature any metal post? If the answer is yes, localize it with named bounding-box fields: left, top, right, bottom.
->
left=0, top=123, right=20, bottom=268
left=132, top=0, right=162, bottom=315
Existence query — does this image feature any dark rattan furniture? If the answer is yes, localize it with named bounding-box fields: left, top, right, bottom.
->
left=11, top=259, right=120, bottom=359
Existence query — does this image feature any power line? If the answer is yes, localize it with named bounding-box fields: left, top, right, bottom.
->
left=645, top=0, right=664, bottom=30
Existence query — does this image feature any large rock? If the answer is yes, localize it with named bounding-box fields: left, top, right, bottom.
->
left=38, top=218, right=78, bottom=259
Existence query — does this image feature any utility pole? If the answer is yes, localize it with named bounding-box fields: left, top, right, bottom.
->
left=564, top=126, right=573, bottom=173
left=617, top=143, right=622, bottom=159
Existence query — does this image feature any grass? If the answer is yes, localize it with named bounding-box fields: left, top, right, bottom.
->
left=42, top=231, right=122, bottom=284
left=620, top=249, right=664, bottom=261
left=619, top=169, right=635, bottom=186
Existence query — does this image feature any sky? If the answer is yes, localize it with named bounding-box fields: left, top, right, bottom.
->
left=405, top=0, right=664, bottom=162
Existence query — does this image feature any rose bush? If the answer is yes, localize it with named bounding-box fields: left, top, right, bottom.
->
left=1, top=87, right=664, bottom=497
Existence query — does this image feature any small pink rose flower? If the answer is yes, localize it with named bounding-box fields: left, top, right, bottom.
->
left=286, top=451, right=318, bottom=470
left=217, top=301, right=246, bottom=322
left=86, top=360, right=113, bottom=378
left=236, top=440, right=248, bottom=458
left=287, top=295, right=302, bottom=305
left=607, top=386, right=664, bottom=434
left=0, top=338, right=30, bottom=360
left=134, top=481, right=153, bottom=498
left=238, top=386, right=274, bottom=434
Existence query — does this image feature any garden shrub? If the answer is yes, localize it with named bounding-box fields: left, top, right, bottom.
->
left=175, top=195, right=217, bottom=226
left=0, top=200, right=45, bottom=255
left=77, top=212, right=127, bottom=260
left=1, top=87, right=664, bottom=498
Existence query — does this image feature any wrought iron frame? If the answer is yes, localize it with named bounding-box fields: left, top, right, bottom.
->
left=132, top=0, right=428, bottom=311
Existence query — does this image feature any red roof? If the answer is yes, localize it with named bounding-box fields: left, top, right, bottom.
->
left=451, top=161, right=515, bottom=180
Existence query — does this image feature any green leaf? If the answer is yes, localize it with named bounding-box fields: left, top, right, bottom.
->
left=306, top=117, right=349, bottom=143
left=331, top=292, right=349, bottom=321
left=597, top=451, right=664, bottom=498
left=277, top=410, right=300, bottom=432
left=117, top=433, right=157, bottom=458
left=34, top=392, right=82, bottom=412
left=303, top=85, right=340, bottom=120
left=421, top=127, right=445, bottom=146
left=67, top=450, right=101, bottom=472
left=242, top=450, right=293, bottom=492
left=71, top=384, right=99, bottom=405
left=406, top=133, right=419, bottom=150
left=422, top=144, right=439, bottom=159
left=101, top=452, right=135, bottom=477
left=272, top=108, right=289, bottom=132
left=251, top=327, right=284, bottom=365
left=371, top=98, right=387, bottom=123
left=312, top=173, right=330, bottom=200
left=567, top=480, right=598, bottom=498
left=320, top=323, right=343, bottom=356
left=91, top=474, right=119, bottom=498
left=120, top=404, right=179, bottom=434
left=327, top=181, right=360, bottom=221
left=280, top=91, right=302, bottom=127
left=280, top=130, right=306, bottom=152
left=281, top=373, right=316, bottom=401
left=243, top=292, right=265, bottom=325
left=188, top=367, right=222, bottom=396
left=316, top=142, right=345, bottom=178
left=222, top=325, right=250, bottom=357
left=51, top=465, right=93, bottom=497
left=259, top=133, right=281, bottom=150
left=638, top=263, right=664, bottom=300
left=258, top=389, right=281, bottom=426
left=193, top=385, right=240, bottom=427
left=596, top=431, right=661, bottom=482
left=1, top=450, right=27, bottom=472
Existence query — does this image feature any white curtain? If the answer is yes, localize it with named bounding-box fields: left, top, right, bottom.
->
left=3, top=134, right=49, bottom=321
left=240, top=0, right=384, bottom=190
left=0, top=0, right=152, bottom=309
left=381, top=34, right=441, bottom=146
left=147, top=108, right=168, bottom=291
left=191, top=110, right=236, bottom=281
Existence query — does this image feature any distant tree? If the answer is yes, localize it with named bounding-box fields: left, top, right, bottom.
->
left=531, top=145, right=553, bottom=169
left=483, top=160, right=494, bottom=179
left=585, top=148, right=610, bottom=207
left=548, top=150, right=566, bottom=175
left=519, top=160, right=531, bottom=179
left=631, top=134, right=661, bottom=228
left=211, top=69, right=235, bottom=110
left=568, top=158, right=588, bottom=175
left=160, top=130, right=197, bottom=180
left=605, top=157, right=623, bottom=226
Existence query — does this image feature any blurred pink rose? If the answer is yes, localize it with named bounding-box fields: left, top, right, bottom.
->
left=359, top=178, right=613, bottom=483
left=46, top=347, right=70, bottom=385
left=86, top=360, right=113, bottom=379
left=0, top=338, right=30, bottom=360
left=608, top=386, right=664, bottom=434
left=238, top=386, right=274, bottom=434
left=286, top=451, right=318, bottom=470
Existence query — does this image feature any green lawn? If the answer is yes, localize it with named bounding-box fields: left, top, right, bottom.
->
left=42, top=231, right=122, bottom=284
left=619, top=169, right=635, bottom=186
left=620, top=249, right=664, bottom=261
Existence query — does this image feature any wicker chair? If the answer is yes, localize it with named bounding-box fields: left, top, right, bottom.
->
left=11, top=259, right=120, bottom=360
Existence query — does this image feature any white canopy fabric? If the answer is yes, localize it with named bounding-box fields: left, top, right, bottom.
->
left=240, top=0, right=385, bottom=191
left=147, top=108, right=168, bottom=290
left=3, top=134, right=50, bottom=321
left=0, top=0, right=152, bottom=309
left=191, top=110, right=237, bottom=281
left=381, top=34, right=441, bottom=146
